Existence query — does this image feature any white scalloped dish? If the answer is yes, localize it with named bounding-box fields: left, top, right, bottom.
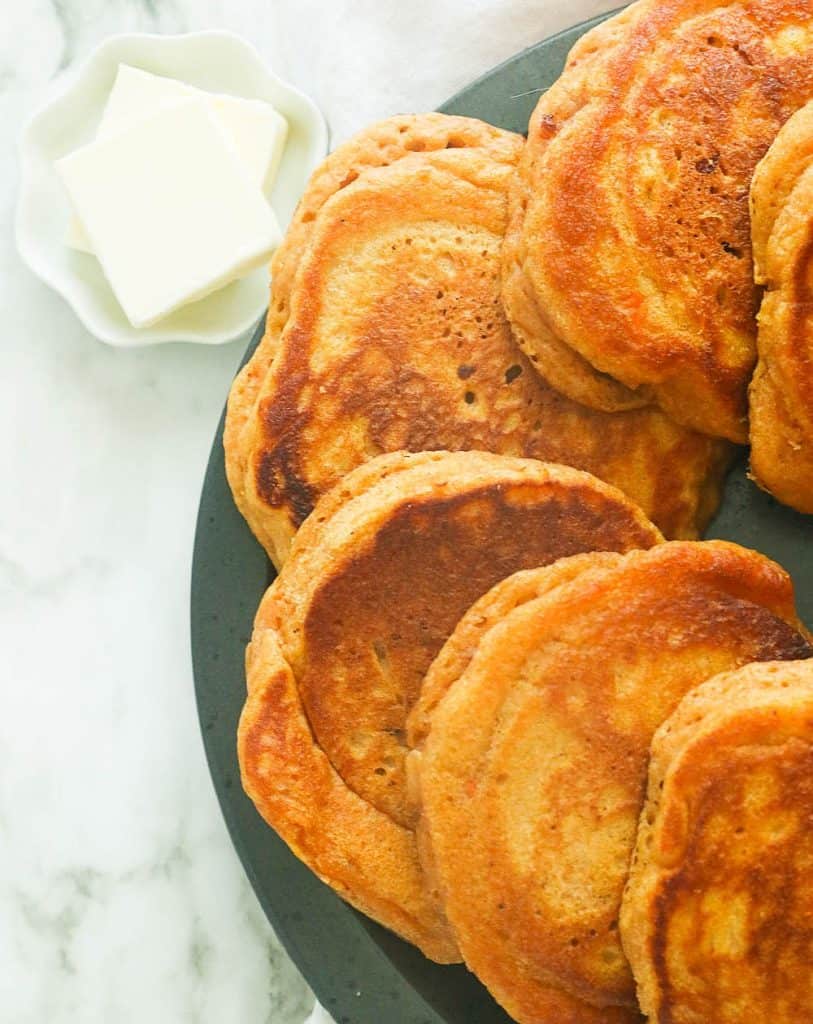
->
left=16, top=31, right=328, bottom=348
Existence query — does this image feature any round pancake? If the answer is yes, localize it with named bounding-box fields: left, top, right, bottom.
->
left=227, top=136, right=731, bottom=566
left=415, top=542, right=811, bottom=1019
left=749, top=101, right=813, bottom=513
left=505, top=0, right=813, bottom=441
left=621, top=660, right=813, bottom=1023
left=751, top=99, right=813, bottom=285
left=237, top=450, right=662, bottom=962
left=224, top=113, right=515, bottom=528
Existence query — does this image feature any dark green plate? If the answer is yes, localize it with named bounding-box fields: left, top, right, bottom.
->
left=190, top=13, right=812, bottom=1024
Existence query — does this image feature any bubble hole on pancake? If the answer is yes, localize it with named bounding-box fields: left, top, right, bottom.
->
left=227, top=127, right=731, bottom=566
left=505, top=0, right=813, bottom=442
left=749, top=98, right=813, bottom=514
left=415, top=541, right=811, bottom=1019
left=237, top=449, right=662, bottom=963
left=621, top=659, right=813, bottom=1024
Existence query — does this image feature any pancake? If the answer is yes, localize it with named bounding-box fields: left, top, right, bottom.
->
left=751, top=99, right=813, bottom=285
left=226, top=127, right=731, bottom=566
left=224, top=114, right=517, bottom=532
left=621, top=659, right=813, bottom=1023
left=505, top=0, right=813, bottom=442
left=415, top=542, right=811, bottom=1021
left=749, top=100, right=813, bottom=513
left=237, top=450, right=662, bottom=962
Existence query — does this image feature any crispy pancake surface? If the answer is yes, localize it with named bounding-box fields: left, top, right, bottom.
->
left=226, top=118, right=730, bottom=565
left=505, top=0, right=813, bottom=441
left=224, top=114, right=514, bottom=528
left=416, top=542, right=811, bottom=1020
left=237, top=450, right=662, bottom=962
left=749, top=100, right=813, bottom=513
left=621, top=660, right=813, bottom=1023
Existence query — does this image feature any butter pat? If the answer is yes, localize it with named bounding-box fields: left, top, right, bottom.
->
left=208, top=93, right=288, bottom=190
left=57, top=97, right=282, bottom=328
left=101, top=66, right=288, bottom=189
left=67, top=65, right=287, bottom=252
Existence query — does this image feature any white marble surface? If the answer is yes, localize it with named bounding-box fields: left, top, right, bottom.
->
left=2, top=1, right=616, bottom=1021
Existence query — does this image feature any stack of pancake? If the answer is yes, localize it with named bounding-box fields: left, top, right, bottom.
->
left=225, top=111, right=730, bottom=568
left=237, top=460, right=813, bottom=1020
left=504, top=0, right=813, bottom=470
left=413, top=544, right=811, bottom=1022
left=225, top=1, right=813, bottom=1021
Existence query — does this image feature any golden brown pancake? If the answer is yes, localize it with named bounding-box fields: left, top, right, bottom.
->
left=415, top=542, right=811, bottom=1020
left=505, top=0, right=813, bottom=442
left=237, top=450, right=662, bottom=962
left=224, top=114, right=516, bottom=532
left=226, top=123, right=731, bottom=566
left=749, top=100, right=813, bottom=513
left=621, top=659, right=813, bottom=1024
left=751, top=99, right=813, bottom=286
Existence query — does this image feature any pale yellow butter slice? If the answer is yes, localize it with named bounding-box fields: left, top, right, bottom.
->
left=68, top=64, right=288, bottom=252
left=58, top=96, right=282, bottom=328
